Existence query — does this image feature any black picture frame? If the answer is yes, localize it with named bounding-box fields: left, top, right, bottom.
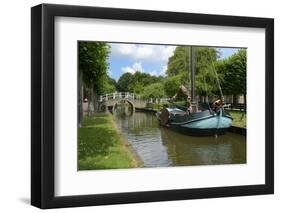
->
left=31, top=3, right=274, bottom=209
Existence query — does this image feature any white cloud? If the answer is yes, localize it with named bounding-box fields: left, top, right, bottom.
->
left=112, top=44, right=176, bottom=78
left=121, top=62, right=143, bottom=74
left=121, top=62, right=168, bottom=77
left=160, top=46, right=176, bottom=61
left=110, top=43, right=176, bottom=63
left=149, top=71, right=158, bottom=76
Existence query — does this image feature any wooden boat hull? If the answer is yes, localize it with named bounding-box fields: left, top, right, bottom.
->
left=156, top=108, right=232, bottom=136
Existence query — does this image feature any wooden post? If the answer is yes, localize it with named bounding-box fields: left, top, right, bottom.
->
left=190, top=46, right=197, bottom=113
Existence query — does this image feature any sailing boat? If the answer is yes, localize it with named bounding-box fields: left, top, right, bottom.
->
left=156, top=47, right=232, bottom=136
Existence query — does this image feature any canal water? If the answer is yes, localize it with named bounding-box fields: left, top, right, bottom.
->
left=113, top=106, right=246, bottom=168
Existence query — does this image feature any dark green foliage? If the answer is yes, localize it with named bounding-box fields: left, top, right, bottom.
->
left=217, top=49, right=247, bottom=96
left=116, top=72, right=133, bottom=92
left=108, top=77, right=118, bottom=88
left=167, top=46, right=190, bottom=77
left=142, top=83, right=166, bottom=99
left=166, top=46, right=219, bottom=97
left=164, top=72, right=189, bottom=97
left=100, top=76, right=117, bottom=94
left=79, top=41, right=110, bottom=95
left=194, top=47, right=219, bottom=96
left=117, top=71, right=163, bottom=93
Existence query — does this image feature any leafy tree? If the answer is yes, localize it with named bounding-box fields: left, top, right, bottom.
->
left=117, top=72, right=133, bottom=92
left=117, top=71, right=163, bottom=93
left=195, top=47, right=218, bottom=94
left=167, top=46, right=190, bottom=77
left=133, top=83, right=145, bottom=94
left=129, top=71, right=157, bottom=92
left=164, top=72, right=189, bottom=97
left=107, top=77, right=117, bottom=89
left=141, top=83, right=166, bottom=99
left=217, top=49, right=247, bottom=101
left=79, top=41, right=110, bottom=116
left=100, top=76, right=117, bottom=94
left=166, top=46, right=219, bottom=98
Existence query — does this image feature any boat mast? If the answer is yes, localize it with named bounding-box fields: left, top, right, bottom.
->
left=190, top=46, right=197, bottom=112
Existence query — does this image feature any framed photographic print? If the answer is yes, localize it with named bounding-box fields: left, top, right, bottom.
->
left=31, top=3, right=274, bottom=209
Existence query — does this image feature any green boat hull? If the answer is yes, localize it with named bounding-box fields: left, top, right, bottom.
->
left=157, top=108, right=233, bottom=136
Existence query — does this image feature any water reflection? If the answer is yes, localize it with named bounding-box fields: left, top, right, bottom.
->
left=113, top=105, right=246, bottom=167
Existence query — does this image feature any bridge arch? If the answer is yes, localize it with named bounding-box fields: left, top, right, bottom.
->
left=99, top=92, right=171, bottom=113
left=111, top=99, right=135, bottom=112
left=99, top=92, right=144, bottom=111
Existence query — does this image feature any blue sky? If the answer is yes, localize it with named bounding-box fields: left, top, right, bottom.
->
left=108, top=43, right=240, bottom=80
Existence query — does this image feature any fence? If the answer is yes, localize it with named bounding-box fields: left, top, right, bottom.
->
left=99, top=92, right=171, bottom=103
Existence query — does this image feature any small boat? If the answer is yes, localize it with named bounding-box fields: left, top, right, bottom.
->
left=156, top=107, right=232, bottom=136
left=156, top=47, right=232, bottom=136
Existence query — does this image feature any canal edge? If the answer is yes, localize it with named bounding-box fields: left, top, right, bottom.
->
left=109, top=112, right=145, bottom=168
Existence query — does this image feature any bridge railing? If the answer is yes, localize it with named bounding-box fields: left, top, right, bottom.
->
left=99, top=92, right=143, bottom=102
left=99, top=92, right=171, bottom=103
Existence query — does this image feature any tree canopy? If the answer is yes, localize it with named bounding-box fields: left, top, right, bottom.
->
left=166, top=46, right=219, bottom=97
left=142, top=83, right=166, bottom=99
left=164, top=72, right=188, bottom=97
left=117, top=71, right=163, bottom=93
left=78, top=41, right=112, bottom=116
left=217, top=49, right=246, bottom=96
left=116, top=72, right=133, bottom=92
left=79, top=41, right=110, bottom=95
left=100, top=76, right=117, bottom=94
left=166, top=46, right=190, bottom=77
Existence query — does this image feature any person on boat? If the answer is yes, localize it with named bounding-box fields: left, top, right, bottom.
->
left=211, top=98, right=224, bottom=112
left=170, top=85, right=192, bottom=114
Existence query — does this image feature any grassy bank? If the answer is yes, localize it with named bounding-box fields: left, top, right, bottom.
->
left=227, top=110, right=247, bottom=128
left=78, top=113, right=142, bottom=170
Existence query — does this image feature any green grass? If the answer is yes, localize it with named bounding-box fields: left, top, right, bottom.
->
left=227, top=110, right=247, bottom=128
left=78, top=113, right=141, bottom=170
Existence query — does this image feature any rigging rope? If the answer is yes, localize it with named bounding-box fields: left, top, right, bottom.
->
left=208, top=50, right=224, bottom=100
